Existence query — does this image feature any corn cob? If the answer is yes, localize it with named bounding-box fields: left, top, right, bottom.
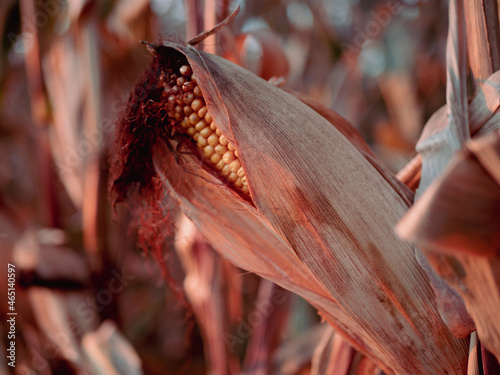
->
left=158, top=62, right=249, bottom=195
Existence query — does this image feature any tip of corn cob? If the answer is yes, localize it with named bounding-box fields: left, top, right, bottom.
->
left=110, top=45, right=250, bottom=213
left=157, top=54, right=249, bottom=195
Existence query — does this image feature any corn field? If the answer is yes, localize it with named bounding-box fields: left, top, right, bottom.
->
left=1, top=0, right=500, bottom=374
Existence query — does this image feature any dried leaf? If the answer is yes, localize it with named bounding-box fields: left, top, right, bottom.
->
left=242, top=280, right=291, bottom=375
left=397, top=129, right=500, bottom=361
left=397, top=130, right=500, bottom=255
left=416, top=0, right=469, bottom=197
left=112, top=41, right=469, bottom=374
left=310, top=326, right=355, bottom=375
left=175, top=215, right=241, bottom=375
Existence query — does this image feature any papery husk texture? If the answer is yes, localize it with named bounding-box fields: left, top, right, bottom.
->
left=120, top=40, right=470, bottom=374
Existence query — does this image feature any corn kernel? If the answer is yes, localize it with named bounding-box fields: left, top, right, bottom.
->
left=207, top=134, right=219, bottom=146
left=195, top=121, right=207, bottom=132
left=219, top=135, right=228, bottom=146
left=210, top=153, right=222, bottom=164
left=215, top=159, right=226, bottom=170
left=203, top=145, right=215, bottom=157
left=215, top=145, right=227, bottom=155
left=197, top=135, right=208, bottom=147
left=200, top=127, right=213, bottom=138
left=222, top=151, right=235, bottom=164
left=221, top=165, right=231, bottom=176
left=189, top=113, right=200, bottom=125
left=184, top=93, right=195, bottom=105
left=198, top=106, right=208, bottom=118
left=229, top=159, right=241, bottom=173
left=180, top=65, right=192, bottom=77
left=191, top=99, right=204, bottom=112
left=228, top=172, right=238, bottom=182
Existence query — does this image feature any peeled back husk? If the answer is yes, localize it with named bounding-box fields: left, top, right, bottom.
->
left=112, top=40, right=469, bottom=374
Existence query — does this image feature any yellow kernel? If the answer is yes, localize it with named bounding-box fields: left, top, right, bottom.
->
left=184, top=93, right=195, bottom=105
left=215, top=145, right=227, bottom=155
left=191, top=99, right=204, bottom=112
left=189, top=113, right=200, bottom=125
left=222, top=151, right=235, bottom=164
left=228, top=172, right=238, bottom=182
left=187, top=127, right=196, bottom=135
left=179, top=65, right=192, bottom=77
left=234, top=178, right=243, bottom=188
left=215, top=159, right=225, bottom=170
left=194, top=86, right=202, bottom=97
left=234, top=150, right=238, bottom=157
left=210, top=123, right=217, bottom=130
left=210, top=153, right=222, bottom=164
left=227, top=143, right=235, bottom=151
left=207, top=134, right=219, bottom=146
left=203, top=145, right=215, bottom=157
left=198, top=106, right=207, bottom=118
left=195, top=121, right=207, bottom=132
left=241, top=176, right=247, bottom=184
left=193, top=133, right=200, bottom=141
left=205, top=113, right=213, bottom=124
left=229, top=159, right=241, bottom=173
left=237, top=167, right=245, bottom=177
left=182, top=82, right=195, bottom=92
left=215, top=128, right=222, bottom=136
left=241, top=185, right=249, bottom=194
left=219, top=135, right=228, bottom=146
left=199, top=127, right=213, bottom=138
left=221, top=165, right=231, bottom=176
left=184, top=106, right=193, bottom=116
left=197, top=135, right=208, bottom=147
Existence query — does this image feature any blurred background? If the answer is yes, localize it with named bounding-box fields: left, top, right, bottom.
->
left=0, top=0, right=448, bottom=373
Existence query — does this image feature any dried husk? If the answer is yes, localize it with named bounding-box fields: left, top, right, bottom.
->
left=397, top=129, right=500, bottom=363
left=112, top=40, right=470, bottom=374
left=397, top=67, right=500, bottom=362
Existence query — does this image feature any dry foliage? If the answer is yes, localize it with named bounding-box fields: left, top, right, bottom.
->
left=2, top=0, right=500, bottom=374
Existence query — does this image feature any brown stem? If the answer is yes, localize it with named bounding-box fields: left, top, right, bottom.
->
left=20, top=0, right=59, bottom=228
left=184, top=0, right=202, bottom=41
left=464, top=0, right=500, bottom=88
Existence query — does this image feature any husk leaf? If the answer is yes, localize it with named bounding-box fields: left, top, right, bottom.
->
left=139, top=40, right=470, bottom=374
